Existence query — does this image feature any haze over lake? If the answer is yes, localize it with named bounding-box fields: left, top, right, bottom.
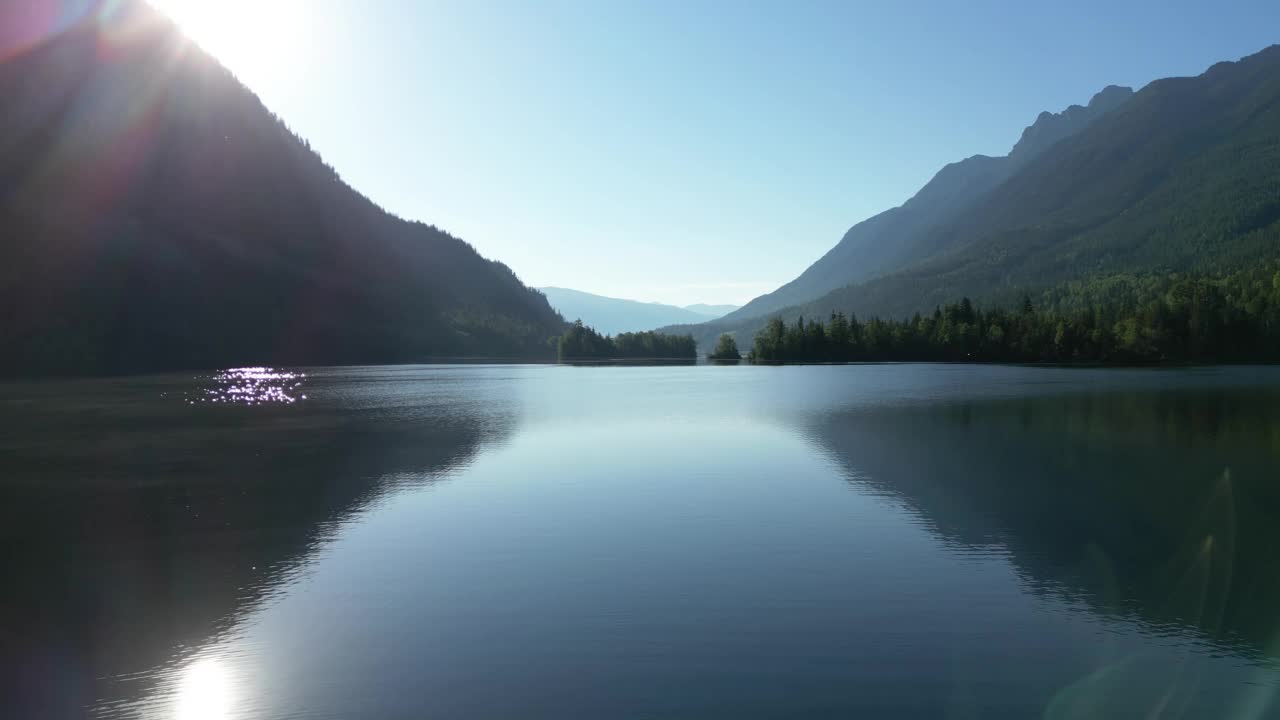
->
left=5, top=364, right=1280, bottom=719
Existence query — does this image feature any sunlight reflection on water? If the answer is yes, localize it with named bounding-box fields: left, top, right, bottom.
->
left=186, top=367, right=306, bottom=405
left=174, top=658, right=231, bottom=720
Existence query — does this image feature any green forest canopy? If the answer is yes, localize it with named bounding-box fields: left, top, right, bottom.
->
left=747, top=262, right=1280, bottom=364
left=557, top=321, right=697, bottom=361
left=708, top=334, right=742, bottom=360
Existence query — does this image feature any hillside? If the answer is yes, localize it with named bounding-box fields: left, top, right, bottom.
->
left=0, top=1, right=566, bottom=375
left=539, top=287, right=736, bottom=335
left=722, top=85, right=1134, bottom=322
left=669, top=44, right=1280, bottom=350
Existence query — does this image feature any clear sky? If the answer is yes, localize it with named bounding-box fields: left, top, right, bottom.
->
left=150, top=0, right=1280, bottom=306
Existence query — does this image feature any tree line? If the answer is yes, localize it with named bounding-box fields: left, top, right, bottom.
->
left=557, top=320, right=697, bottom=361
left=747, top=263, right=1280, bottom=364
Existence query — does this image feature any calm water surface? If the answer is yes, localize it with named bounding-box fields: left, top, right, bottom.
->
left=4, top=364, right=1280, bottom=719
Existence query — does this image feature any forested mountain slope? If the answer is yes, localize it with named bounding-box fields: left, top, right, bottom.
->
left=790, top=43, right=1280, bottom=322
left=0, top=1, right=565, bottom=375
left=723, top=85, right=1134, bottom=322
left=668, top=44, right=1280, bottom=350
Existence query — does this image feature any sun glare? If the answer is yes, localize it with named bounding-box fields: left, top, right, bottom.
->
left=174, top=658, right=232, bottom=720
left=146, top=0, right=308, bottom=87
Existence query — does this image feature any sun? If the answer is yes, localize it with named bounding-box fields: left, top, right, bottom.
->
left=145, top=0, right=308, bottom=87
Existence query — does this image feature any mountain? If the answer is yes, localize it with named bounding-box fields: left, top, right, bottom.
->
left=538, top=287, right=736, bottom=335
left=683, top=303, right=740, bottom=317
left=667, top=44, right=1280, bottom=350
left=786, top=45, right=1280, bottom=319
left=0, top=1, right=566, bottom=375
left=722, top=84, right=1134, bottom=323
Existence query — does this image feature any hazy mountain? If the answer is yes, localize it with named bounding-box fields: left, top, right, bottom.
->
left=539, top=287, right=736, bottom=335
left=683, top=303, right=740, bottom=317
left=665, top=45, right=1280, bottom=350
left=722, top=84, right=1134, bottom=323
left=0, top=1, right=565, bottom=375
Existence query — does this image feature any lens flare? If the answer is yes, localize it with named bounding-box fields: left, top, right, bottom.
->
left=145, top=0, right=310, bottom=89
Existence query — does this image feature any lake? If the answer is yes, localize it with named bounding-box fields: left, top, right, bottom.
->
left=4, top=364, right=1280, bottom=719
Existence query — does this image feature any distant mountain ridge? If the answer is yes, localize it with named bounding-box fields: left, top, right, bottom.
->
left=684, top=303, right=740, bottom=317
left=722, top=84, right=1135, bottom=323
left=538, top=287, right=737, bottom=335
left=0, top=1, right=566, bottom=374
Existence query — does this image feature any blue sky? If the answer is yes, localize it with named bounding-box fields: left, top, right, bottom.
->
left=155, top=0, right=1280, bottom=306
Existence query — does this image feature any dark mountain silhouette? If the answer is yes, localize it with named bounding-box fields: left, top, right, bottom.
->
left=722, top=85, right=1134, bottom=323
left=0, top=1, right=565, bottom=376
left=667, top=45, right=1280, bottom=350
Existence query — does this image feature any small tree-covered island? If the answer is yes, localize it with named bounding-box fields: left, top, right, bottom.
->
left=557, top=321, right=697, bottom=361
left=708, top=334, right=743, bottom=361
